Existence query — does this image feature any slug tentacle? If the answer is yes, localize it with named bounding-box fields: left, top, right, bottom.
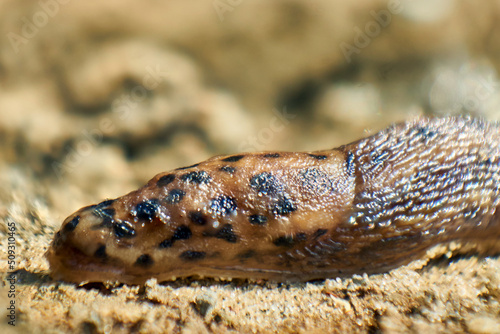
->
left=47, top=116, right=500, bottom=284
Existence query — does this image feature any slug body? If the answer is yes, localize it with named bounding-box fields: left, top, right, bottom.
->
left=47, top=117, right=500, bottom=284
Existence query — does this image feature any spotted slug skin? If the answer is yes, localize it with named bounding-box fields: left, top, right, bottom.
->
left=47, top=116, right=500, bottom=284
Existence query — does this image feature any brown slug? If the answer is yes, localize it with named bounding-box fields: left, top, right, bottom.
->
left=46, top=116, right=500, bottom=284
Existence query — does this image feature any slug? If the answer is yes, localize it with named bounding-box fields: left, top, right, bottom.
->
left=47, top=116, right=500, bottom=284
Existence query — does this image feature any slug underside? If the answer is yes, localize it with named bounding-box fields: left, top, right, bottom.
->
left=47, top=116, right=500, bottom=284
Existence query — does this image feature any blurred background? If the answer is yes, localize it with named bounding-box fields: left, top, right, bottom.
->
left=1, top=0, right=500, bottom=216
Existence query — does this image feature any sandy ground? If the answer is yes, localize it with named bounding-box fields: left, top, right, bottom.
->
left=1, top=0, right=500, bottom=333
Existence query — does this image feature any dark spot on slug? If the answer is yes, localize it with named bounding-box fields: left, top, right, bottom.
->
left=215, top=224, right=238, bottom=243
left=249, top=214, right=267, bottom=225
left=273, top=233, right=306, bottom=247
left=313, top=229, right=328, bottom=239
left=165, top=189, right=185, bottom=204
left=63, top=216, right=80, bottom=232
left=92, top=199, right=115, bottom=210
left=159, top=226, right=193, bottom=249
left=101, top=208, right=115, bottom=218
left=189, top=211, right=207, bottom=225
left=180, top=251, right=206, bottom=261
left=415, top=125, right=437, bottom=142
left=250, top=172, right=280, bottom=195
left=113, top=221, right=136, bottom=238
left=220, top=166, right=236, bottom=174
left=180, top=171, right=211, bottom=184
left=222, top=155, right=245, bottom=162
left=272, top=196, right=297, bottom=215
left=346, top=151, right=355, bottom=177
left=308, top=154, right=327, bottom=160
left=263, top=153, right=281, bottom=158
left=237, top=249, right=256, bottom=259
left=250, top=173, right=295, bottom=215
left=273, top=236, right=295, bottom=247
left=210, top=196, right=237, bottom=216
left=176, top=163, right=200, bottom=171
left=135, top=254, right=154, bottom=267
left=53, top=232, right=62, bottom=248
left=481, top=158, right=493, bottom=166
left=157, top=174, right=175, bottom=187
left=94, top=244, right=107, bottom=258
left=92, top=206, right=115, bottom=223
left=173, top=225, right=192, bottom=241
left=135, top=199, right=159, bottom=221
left=158, top=239, right=173, bottom=249
left=101, top=208, right=115, bottom=217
